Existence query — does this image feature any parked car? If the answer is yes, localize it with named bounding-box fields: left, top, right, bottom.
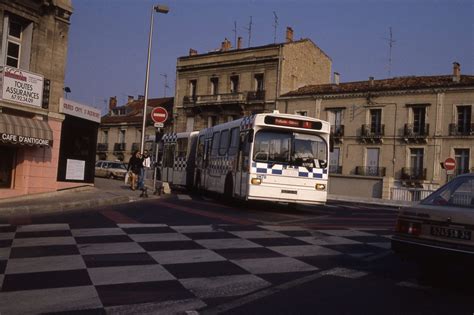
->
left=392, top=173, right=474, bottom=271
left=95, top=160, right=128, bottom=179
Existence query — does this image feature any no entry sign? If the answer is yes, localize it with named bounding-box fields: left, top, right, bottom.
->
left=444, top=157, right=456, bottom=171
left=151, top=107, right=168, bottom=124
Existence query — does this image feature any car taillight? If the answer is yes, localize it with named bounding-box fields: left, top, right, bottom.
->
left=396, top=219, right=421, bottom=236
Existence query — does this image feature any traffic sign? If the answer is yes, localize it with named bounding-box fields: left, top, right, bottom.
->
left=154, top=122, right=164, bottom=128
left=444, top=157, right=456, bottom=171
left=151, top=107, right=168, bottom=124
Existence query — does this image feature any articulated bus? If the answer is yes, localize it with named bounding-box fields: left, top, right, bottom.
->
left=159, top=111, right=330, bottom=204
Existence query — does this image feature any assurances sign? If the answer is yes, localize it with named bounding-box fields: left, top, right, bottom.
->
left=0, top=66, right=44, bottom=107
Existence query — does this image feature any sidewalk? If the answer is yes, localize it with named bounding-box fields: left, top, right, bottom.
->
left=0, top=179, right=414, bottom=218
left=0, top=177, right=160, bottom=218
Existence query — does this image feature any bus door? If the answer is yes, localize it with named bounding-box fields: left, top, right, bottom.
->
left=235, top=130, right=251, bottom=197
left=201, top=137, right=212, bottom=189
left=161, top=143, right=175, bottom=183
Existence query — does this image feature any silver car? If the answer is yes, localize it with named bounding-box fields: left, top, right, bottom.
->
left=392, top=173, right=474, bottom=270
left=95, top=160, right=127, bottom=179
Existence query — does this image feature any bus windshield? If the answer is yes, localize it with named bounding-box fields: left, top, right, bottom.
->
left=253, top=130, right=327, bottom=168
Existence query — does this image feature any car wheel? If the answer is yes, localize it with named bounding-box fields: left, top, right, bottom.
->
left=108, top=173, right=114, bottom=179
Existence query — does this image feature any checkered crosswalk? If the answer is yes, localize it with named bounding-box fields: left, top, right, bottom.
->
left=0, top=222, right=393, bottom=314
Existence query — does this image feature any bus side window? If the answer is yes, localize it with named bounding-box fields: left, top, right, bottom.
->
left=218, top=129, right=229, bottom=156
left=177, top=138, right=188, bottom=158
left=239, top=131, right=250, bottom=172
left=228, top=127, right=240, bottom=156
left=211, top=132, right=220, bottom=157
left=196, top=135, right=205, bottom=167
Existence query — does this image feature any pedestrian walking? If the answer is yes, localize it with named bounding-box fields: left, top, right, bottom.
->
left=139, top=150, right=151, bottom=197
left=127, top=150, right=143, bottom=190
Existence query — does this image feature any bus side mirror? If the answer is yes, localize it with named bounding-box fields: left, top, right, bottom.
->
left=329, top=136, right=334, bottom=153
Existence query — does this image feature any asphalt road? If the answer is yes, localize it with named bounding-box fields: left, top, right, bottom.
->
left=0, top=186, right=472, bottom=314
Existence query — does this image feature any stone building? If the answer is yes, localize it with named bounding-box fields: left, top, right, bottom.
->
left=174, top=27, right=332, bottom=132
left=0, top=0, right=74, bottom=198
left=278, top=62, right=474, bottom=200
left=97, top=96, right=174, bottom=163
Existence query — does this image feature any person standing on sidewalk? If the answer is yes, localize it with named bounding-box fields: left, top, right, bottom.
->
left=127, top=150, right=143, bottom=191
left=139, top=150, right=151, bottom=195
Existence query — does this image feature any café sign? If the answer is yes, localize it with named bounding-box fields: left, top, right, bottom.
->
left=1, top=132, right=51, bottom=146
left=0, top=66, right=44, bottom=107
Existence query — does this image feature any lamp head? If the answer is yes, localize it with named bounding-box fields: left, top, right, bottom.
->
left=154, top=4, right=169, bottom=14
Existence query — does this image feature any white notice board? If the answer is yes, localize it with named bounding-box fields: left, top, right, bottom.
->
left=65, top=159, right=85, bottom=180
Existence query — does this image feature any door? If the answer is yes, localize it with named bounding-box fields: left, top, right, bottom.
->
left=366, top=148, right=380, bottom=176
left=162, top=144, right=175, bottom=183
left=235, top=131, right=251, bottom=198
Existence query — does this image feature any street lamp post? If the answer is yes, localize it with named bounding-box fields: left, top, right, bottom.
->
left=140, top=4, right=169, bottom=155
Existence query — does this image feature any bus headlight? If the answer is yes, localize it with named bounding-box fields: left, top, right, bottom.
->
left=251, top=178, right=262, bottom=185
left=315, top=184, right=326, bottom=191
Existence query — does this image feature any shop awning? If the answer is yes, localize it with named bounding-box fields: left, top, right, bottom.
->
left=0, top=114, right=53, bottom=147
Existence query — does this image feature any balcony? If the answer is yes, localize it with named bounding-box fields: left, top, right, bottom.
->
left=355, top=166, right=386, bottom=177
left=97, top=143, right=108, bottom=151
left=131, top=143, right=140, bottom=152
left=401, top=167, right=427, bottom=180
left=330, top=125, right=344, bottom=143
left=360, top=124, right=384, bottom=143
left=113, top=143, right=126, bottom=152
left=329, top=165, right=342, bottom=174
left=247, top=90, right=265, bottom=102
left=449, top=123, right=474, bottom=136
left=403, top=124, right=429, bottom=143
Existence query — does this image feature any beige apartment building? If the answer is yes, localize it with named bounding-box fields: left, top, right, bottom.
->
left=97, top=96, right=174, bottom=162
left=174, top=27, right=332, bottom=132
left=278, top=63, right=474, bottom=200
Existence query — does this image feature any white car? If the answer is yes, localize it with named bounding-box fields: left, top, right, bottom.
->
left=392, top=173, right=474, bottom=269
left=95, top=161, right=127, bottom=179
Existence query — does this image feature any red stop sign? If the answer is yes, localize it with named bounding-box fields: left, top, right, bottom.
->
left=444, top=157, right=456, bottom=170
left=151, top=107, right=168, bottom=124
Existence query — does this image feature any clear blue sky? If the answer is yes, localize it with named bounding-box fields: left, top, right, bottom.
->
left=65, top=0, right=474, bottom=114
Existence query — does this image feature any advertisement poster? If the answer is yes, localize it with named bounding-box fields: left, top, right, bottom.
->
left=65, top=159, right=85, bottom=180
left=0, top=66, right=44, bottom=107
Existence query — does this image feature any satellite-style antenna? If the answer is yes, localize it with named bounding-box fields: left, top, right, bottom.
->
left=244, top=16, right=253, bottom=47
left=384, top=27, right=396, bottom=77
left=233, top=21, right=237, bottom=48
left=273, top=12, right=278, bottom=44
left=160, top=73, right=169, bottom=97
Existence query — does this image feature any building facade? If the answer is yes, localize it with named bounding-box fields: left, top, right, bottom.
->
left=0, top=0, right=74, bottom=199
left=278, top=63, right=474, bottom=200
left=97, top=96, right=174, bottom=163
left=175, top=28, right=332, bottom=132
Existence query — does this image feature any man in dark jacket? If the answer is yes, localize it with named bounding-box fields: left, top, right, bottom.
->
left=127, top=150, right=143, bottom=190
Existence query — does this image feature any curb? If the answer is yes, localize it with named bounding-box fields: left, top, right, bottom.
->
left=0, top=195, right=131, bottom=218
left=327, top=195, right=414, bottom=209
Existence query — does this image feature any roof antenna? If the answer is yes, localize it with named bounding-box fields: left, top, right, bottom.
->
left=384, top=27, right=396, bottom=77
left=244, top=16, right=252, bottom=48
left=160, top=73, right=169, bottom=97
left=273, top=11, right=278, bottom=44
left=233, top=21, right=237, bottom=48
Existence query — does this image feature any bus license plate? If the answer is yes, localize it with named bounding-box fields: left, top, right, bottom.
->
left=430, top=226, right=472, bottom=240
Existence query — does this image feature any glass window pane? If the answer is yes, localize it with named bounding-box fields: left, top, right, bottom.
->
left=7, top=42, right=20, bottom=58
left=9, top=21, right=22, bottom=38
left=6, top=57, right=18, bottom=67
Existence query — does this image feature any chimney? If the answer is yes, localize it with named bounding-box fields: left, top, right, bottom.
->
left=237, top=36, right=243, bottom=49
left=189, top=48, right=198, bottom=56
left=369, top=76, right=374, bottom=86
left=221, top=38, right=232, bottom=52
left=127, top=95, right=134, bottom=103
left=108, top=96, right=117, bottom=110
left=138, top=95, right=145, bottom=101
left=286, top=27, right=294, bottom=43
left=453, top=62, right=461, bottom=82
left=334, top=72, right=340, bottom=85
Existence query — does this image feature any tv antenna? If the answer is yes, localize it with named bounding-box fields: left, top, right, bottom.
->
left=273, top=12, right=278, bottom=43
left=160, top=73, right=169, bottom=97
left=384, top=27, right=396, bottom=77
left=233, top=21, right=237, bottom=48
left=244, top=16, right=253, bottom=47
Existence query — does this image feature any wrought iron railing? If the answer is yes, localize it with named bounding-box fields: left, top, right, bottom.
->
left=113, top=143, right=126, bottom=151
left=404, top=124, right=429, bottom=137
left=355, top=166, right=386, bottom=177
left=361, top=124, right=385, bottom=137
left=449, top=123, right=474, bottom=136
left=97, top=143, right=108, bottom=151
left=401, top=167, right=427, bottom=180
left=391, top=187, right=434, bottom=202
left=247, top=90, right=265, bottom=101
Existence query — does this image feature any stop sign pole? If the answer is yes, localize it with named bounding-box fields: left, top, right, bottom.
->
left=150, top=106, right=168, bottom=195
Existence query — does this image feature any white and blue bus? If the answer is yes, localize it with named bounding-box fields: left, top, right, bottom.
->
left=159, top=111, right=330, bottom=204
